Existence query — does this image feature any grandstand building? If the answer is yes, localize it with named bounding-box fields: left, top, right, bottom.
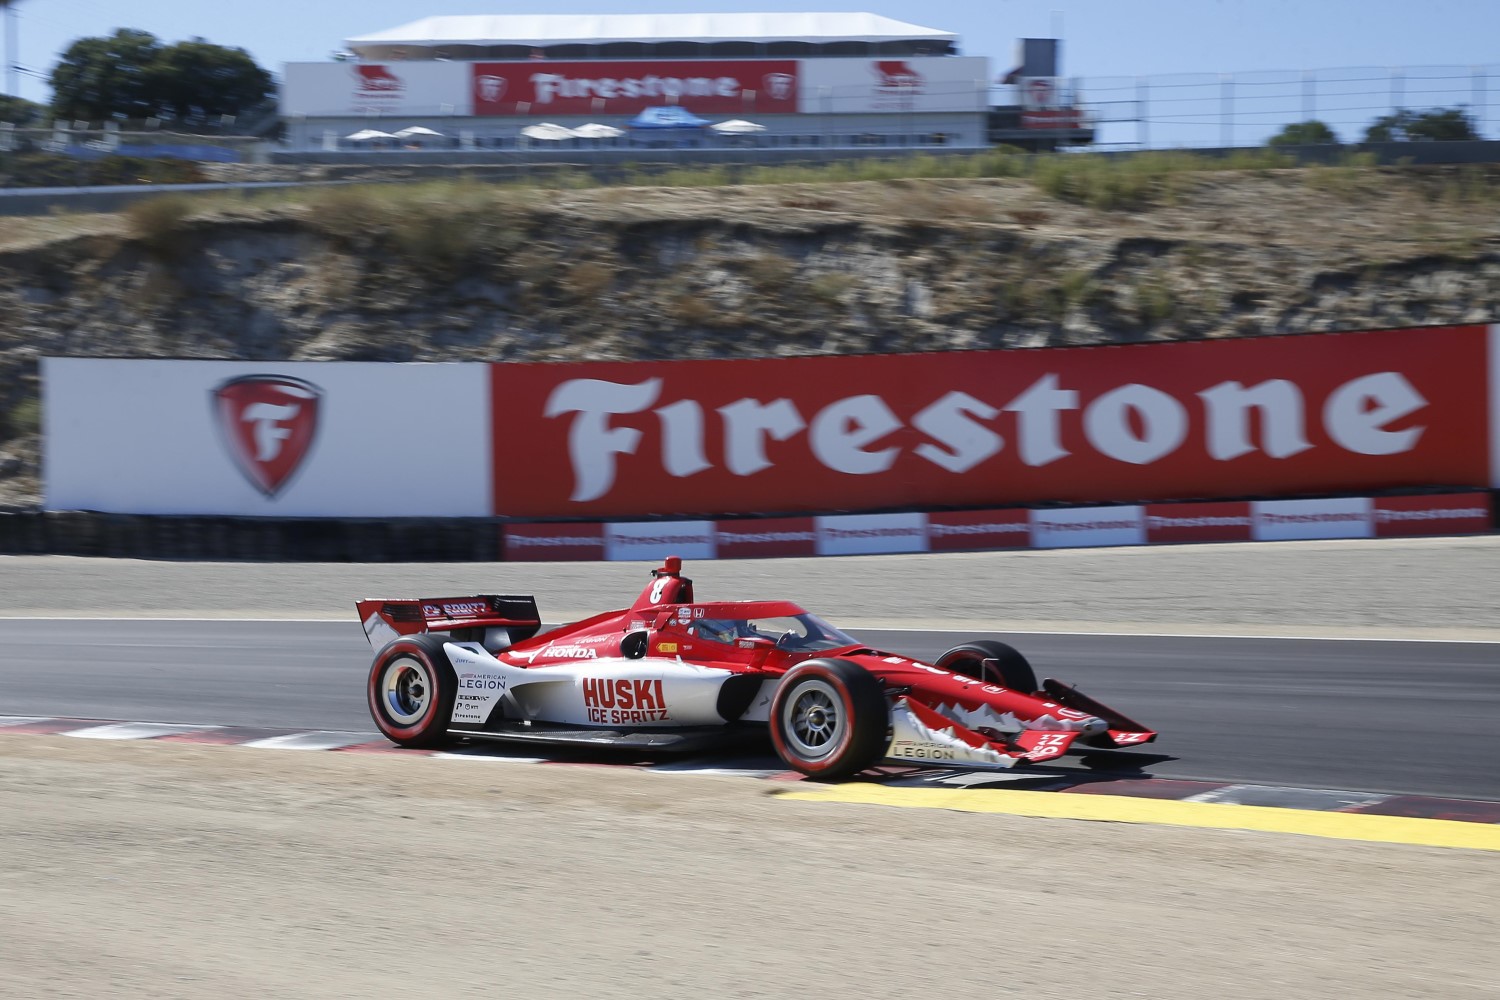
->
left=279, top=12, right=1003, bottom=150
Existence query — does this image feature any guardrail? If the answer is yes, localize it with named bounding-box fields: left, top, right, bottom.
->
left=1, top=491, right=1492, bottom=562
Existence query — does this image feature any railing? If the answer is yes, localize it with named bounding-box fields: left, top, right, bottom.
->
left=1067, top=64, right=1500, bottom=148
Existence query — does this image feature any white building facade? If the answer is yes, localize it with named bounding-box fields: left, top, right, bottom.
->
left=280, top=13, right=991, bottom=150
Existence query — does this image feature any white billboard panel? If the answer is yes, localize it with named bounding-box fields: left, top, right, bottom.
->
left=1030, top=506, right=1146, bottom=549
left=797, top=57, right=988, bottom=114
left=44, top=359, right=490, bottom=517
left=1251, top=498, right=1373, bottom=541
left=604, top=521, right=717, bottom=561
left=282, top=61, right=473, bottom=117
left=815, top=512, right=927, bottom=556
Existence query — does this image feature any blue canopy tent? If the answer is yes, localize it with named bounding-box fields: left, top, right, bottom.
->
left=626, top=106, right=712, bottom=130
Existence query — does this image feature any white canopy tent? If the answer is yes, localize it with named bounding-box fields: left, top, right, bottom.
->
left=345, top=129, right=396, bottom=141
left=710, top=119, right=767, bottom=134
left=572, top=123, right=626, bottom=139
left=394, top=126, right=445, bottom=137
left=519, top=123, right=577, bottom=141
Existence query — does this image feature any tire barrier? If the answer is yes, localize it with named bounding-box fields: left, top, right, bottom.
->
left=0, top=512, right=503, bottom=562
left=1, top=490, right=1494, bottom=562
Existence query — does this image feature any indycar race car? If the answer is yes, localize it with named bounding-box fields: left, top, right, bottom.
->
left=357, top=558, right=1156, bottom=780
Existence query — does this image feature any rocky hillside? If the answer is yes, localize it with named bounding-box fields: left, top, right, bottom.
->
left=3, top=160, right=1499, bottom=508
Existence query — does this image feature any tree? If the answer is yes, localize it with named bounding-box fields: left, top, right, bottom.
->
left=49, top=29, right=273, bottom=125
left=0, top=94, right=45, bottom=125
left=146, top=38, right=274, bottom=124
left=49, top=28, right=162, bottom=121
left=1364, top=107, right=1481, bottom=143
left=1268, top=119, right=1338, bottom=147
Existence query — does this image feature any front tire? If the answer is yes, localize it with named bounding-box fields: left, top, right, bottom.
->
left=368, top=633, right=458, bottom=748
left=936, top=640, right=1039, bottom=694
left=769, top=659, right=889, bottom=781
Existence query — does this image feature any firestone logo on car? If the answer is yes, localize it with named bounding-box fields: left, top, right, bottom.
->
left=212, top=375, right=322, bottom=498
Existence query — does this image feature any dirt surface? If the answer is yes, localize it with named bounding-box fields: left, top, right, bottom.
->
left=4, top=541, right=1498, bottom=998
left=3, top=534, right=1498, bottom=638
left=2, top=736, right=1496, bottom=1000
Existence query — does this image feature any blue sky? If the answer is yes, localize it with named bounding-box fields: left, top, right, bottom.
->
left=6, top=0, right=1499, bottom=145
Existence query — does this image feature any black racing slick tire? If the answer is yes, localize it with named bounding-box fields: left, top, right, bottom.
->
left=769, top=659, right=889, bottom=781
left=935, top=640, right=1039, bottom=694
left=367, top=633, right=458, bottom=748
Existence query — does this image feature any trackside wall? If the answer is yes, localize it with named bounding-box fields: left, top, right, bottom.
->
left=34, top=324, right=1500, bottom=561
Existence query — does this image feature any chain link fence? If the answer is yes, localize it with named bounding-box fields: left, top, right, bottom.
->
left=1068, top=63, right=1499, bottom=149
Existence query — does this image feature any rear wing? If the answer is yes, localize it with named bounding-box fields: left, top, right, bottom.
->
left=355, top=595, right=541, bottom=650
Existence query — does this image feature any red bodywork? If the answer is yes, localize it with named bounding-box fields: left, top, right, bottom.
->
left=357, top=557, right=1156, bottom=764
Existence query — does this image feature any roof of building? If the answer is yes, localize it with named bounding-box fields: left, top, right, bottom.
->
left=345, top=12, right=958, bottom=48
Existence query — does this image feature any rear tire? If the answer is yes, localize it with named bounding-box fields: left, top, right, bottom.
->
left=936, top=640, right=1039, bottom=694
left=368, top=633, right=458, bottom=748
left=769, top=659, right=889, bottom=781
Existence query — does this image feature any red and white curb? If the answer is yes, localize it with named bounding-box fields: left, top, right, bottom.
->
left=5, top=715, right=1498, bottom=824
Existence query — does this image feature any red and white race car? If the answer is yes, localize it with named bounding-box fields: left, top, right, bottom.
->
left=358, top=558, right=1156, bottom=779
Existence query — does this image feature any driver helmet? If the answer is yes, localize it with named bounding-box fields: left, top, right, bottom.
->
left=693, top=618, right=741, bottom=643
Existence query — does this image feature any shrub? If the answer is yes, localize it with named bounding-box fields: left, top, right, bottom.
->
left=124, top=193, right=196, bottom=255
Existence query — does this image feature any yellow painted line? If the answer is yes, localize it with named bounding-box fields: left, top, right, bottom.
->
left=779, top=785, right=1500, bottom=852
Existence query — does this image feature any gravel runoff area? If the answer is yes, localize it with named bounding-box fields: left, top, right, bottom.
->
left=3, top=536, right=1499, bottom=999
left=2, top=737, right=1497, bottom=1000
left=3, top=534, right=1498, bottom=638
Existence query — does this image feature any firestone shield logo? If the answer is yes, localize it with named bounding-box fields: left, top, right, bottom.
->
left=476, top=74, right=507, bottom=103
left=354, top=64, right=403, bottom=94
left=212, top=375, right=323, bottom=498
left=873, top=60, right=923, bottom=91
left=762, top=73, right=795, bottom=101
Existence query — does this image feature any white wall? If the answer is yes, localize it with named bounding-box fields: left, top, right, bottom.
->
left=43, top=359, right=491, bottom=517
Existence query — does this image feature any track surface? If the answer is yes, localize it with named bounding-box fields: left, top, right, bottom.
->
left=5, top=618, right=1496, bottom=799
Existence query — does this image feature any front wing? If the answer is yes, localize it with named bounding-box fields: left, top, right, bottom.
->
left=880, top=697, right=1155, bottom=771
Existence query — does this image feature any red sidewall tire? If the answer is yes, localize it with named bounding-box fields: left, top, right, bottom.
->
left=368, top=636, right=456, bottom=748
left=769, top=659, right=889, bottom=781
left=935, top=640, right=1038, bottom=694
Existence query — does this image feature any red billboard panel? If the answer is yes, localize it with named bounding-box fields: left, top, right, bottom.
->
left=488, top=326, right=1491, bottom=518
left=926, top=510, right=1031, bottom=551
left=714, top=517, right=817, bottom=559
left=1145, top=501, right=1253, bottom=544
left=503, top=523, right=605, bottom=561
left=472, top=60, right=798, bottom=116
left=1372, top=492, right=1492, bottom=537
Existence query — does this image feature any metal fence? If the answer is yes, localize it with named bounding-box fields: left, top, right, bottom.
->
left=1061, top=64, right=1500, bottom=149
left=0, top=123, right=263, bottom=160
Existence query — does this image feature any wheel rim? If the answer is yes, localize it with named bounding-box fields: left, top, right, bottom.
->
left=380, top=655, right=432, bottom=725
left=782, top=678, right=846, bottom=761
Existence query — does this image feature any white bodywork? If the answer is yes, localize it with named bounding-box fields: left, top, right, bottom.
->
left=443, top=642, right=746, bottom=729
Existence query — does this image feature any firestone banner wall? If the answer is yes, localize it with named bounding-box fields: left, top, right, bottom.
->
left=489, top=325, right=1494, bottom=518
left=40, top=325, right=1500, bottom=521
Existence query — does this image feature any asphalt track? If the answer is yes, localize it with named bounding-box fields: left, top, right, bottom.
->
left=4, top=618, right=1496, bottom=799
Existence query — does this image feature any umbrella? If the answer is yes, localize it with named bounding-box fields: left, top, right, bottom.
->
left=345, top=129, right=396, bottom=141
left=711, top=119, right=767, bottom=134
left=394, top=126, right=445, bottom=137
left=519, top=123, right=576, bottom=141
left=572, top=123, right=624, bottom=139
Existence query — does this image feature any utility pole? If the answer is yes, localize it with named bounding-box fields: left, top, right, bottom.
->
left=1, top=0, right=20, bottom=98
